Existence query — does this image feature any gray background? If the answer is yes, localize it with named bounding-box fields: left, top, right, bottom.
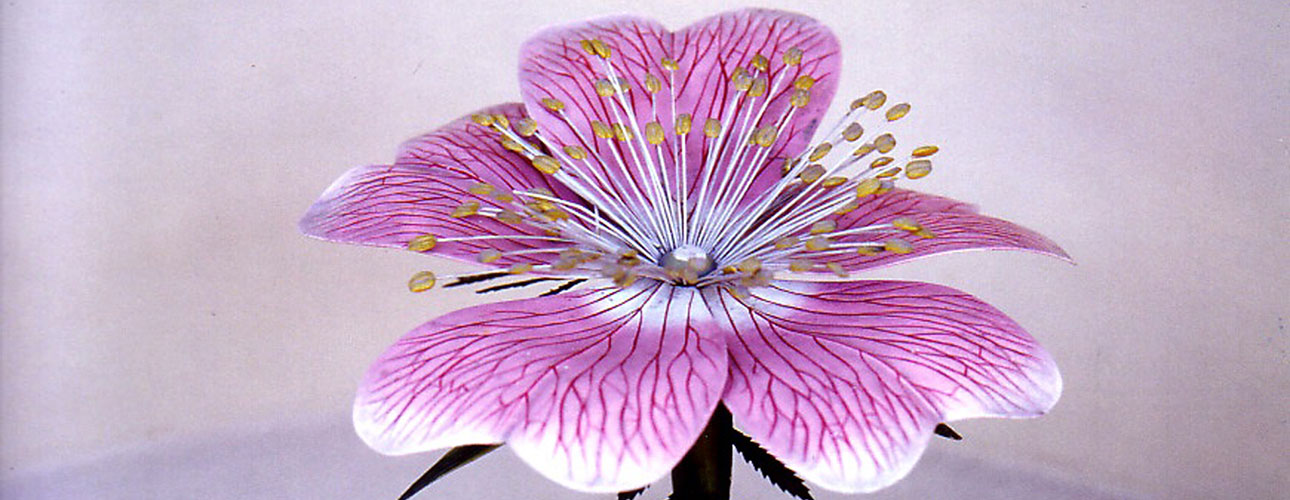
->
left=2, top=1, right=1286, bottom=498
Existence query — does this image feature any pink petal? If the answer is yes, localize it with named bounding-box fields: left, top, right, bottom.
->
left=706, top=281, right=1060, bottom=492
left=822, top=189, right=1070, bottom=275
left=299, top=103, right=576, bottom=267
left=518, top=9, right=840, bottom=208
left=354, top=282, right=728, bottom=492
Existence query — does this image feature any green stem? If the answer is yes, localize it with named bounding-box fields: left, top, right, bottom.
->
left=669, top=405, right=732, bottom=500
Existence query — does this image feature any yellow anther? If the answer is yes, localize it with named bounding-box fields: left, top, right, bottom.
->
left=513, top=118, right=538, bottom=137
left=774, top=236, right=800, bottom=249
left=612, top=269, right=638, bottom=288
left=884, top=239, right=914, bottom=254
left=852, top=143, right=876, bottom=159
left=912, top=145, right=939, bottom=157
left=722, top=266, right=738, bottom=274
left=732, top=68, right=752, bottom=92
left=592, top=120, right=613, bottom=139
left=589, top=38, right=612, bottom=59
left=660, top=57, right=679, bottom=71
left=843, top=123, right=865, bottom=142
left=826, top=262, right=848, bottom=277
left=491, top=190, right=514, bottom=203
left=730, top=285, right=751, bottom=300
left=876, top=179, right=894, bottom=195
left=563, top=145, right=588, bottom=160
left=779, top=158, right=799, bottom=176
left=527, top=199, right=555, bottom=212
left=645, top=122, right=665, bottom=145
left=798, top=164, right=826, bottom=184
left=532, top=155, right=561, bottom=175
left=478, top=249, right=502, bottom=263
left=790, top=88, right=811, bottom=108
left=810, top=220, right=837, bottom=234
left=886, top=103, right=911, bottom=121
left=914, top=228, right=936, bottom=239
left=740, top=268, right=774, bottom=287
left=595, top=79, right=615, bottom=97
left=874, top=133, right=896, bottom=153
left=788, top=260, right=814, bottom=272
left=870, top=156, right=894, bottom=169
left=821, top=176, right=847, bottom=188
left=471, top=114, right=493, bottom=126
left=675, top=113, right=693, bottom=135
left=617, top=250, right=641, bottom=267
left=508, top=262, right=533, bottom=275
left=862, top=90, right=887, bottom=110
left=491, top=114, right=510, bottom=129
left=644, top=73, right=662, bottom=93
left=794, top=74, right=816, bottom=90
left=500, top=137, right=524, bottom=153
left=805, top=236, right=832, bottom=251
left=856, top=245, right=882, bottom=256
left=541, top=98, right=565, bottom=112
left=407, top=234, right=438, bottom=252
left=407, top=271, right=437, bottom=292
left=543, top=208, right=570, bottom=221
left=495, top=210, right=523, bottom=225
left=579, top=39, right=596, bottom=55
left=612, top=123, right=633, bottom=141
left=451, top=200, right=480, bottom=218
left=753, top=126, right=778, bottom=147
left=468, top=183, right=495, bottom=195
left=783, top=47, right=803, bottom=66
left=749, top=76, right=768, bottom=97
left=808, top=143, right=832, bottom=162
left=553, top=257, right=578, bottom=271
left=703, top=118, right=722, bottom=138
left=905, top=159, right=933, bottom=179
left=833, top=200, right=860, bottom=215
left=877, top=167, right=901, bottom=178
left=855, top=178, right=882, bottom=197
left=530, top=187, right=554, bottom=197
left=892, top=217, right=922, bottom=232
left=737, top=257, right=762, bottom=274
left=751, top=54, right=770, bottom=72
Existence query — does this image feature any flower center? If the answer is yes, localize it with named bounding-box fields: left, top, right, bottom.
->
left=659, top=244, right=715, bottom=285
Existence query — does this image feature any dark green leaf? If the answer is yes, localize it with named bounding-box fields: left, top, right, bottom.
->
left=476, top=277, right=561, bottom=294
left=934, top=423, right=962, bottom=441
left=444, top=271, right=509, bottom=288
left=727, top=428, right=812, bottom=500
left=538, top=278, right=587, bottom=297
left=397, top=444, right=500, bottom=500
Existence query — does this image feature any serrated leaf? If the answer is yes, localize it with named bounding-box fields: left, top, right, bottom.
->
left=618, top=486, right=647, bottom=500
left=397, top=444, right=500, bottom=500
left=727, top=428, right=812, bottom=500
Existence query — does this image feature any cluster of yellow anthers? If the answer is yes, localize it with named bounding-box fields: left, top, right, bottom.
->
left=405, top=38, right=939, bottom=297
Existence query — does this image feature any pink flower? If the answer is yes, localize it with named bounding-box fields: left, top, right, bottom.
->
left=301, top=8, right=1066, bottom=495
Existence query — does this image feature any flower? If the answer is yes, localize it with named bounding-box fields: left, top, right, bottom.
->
left=300, top=8, right=1066, bottom=495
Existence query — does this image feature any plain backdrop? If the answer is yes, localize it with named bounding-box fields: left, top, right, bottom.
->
left=2, top=1, right=1286, bottom=498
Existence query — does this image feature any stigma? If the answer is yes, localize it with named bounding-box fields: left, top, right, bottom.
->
left=660, top=244, right=716, bottom=285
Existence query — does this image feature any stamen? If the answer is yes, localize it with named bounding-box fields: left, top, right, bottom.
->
left=885, top=103, right=911, bottom=121
left=407, top=234, right=437, bottom=252
left=407, top=271, right=437, bottom=292
left=905, top=159, right=933, bottom=179
left=451, top=201, right=480, bottom=218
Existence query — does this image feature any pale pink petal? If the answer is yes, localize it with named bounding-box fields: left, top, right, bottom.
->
left=706, top=281, right=1060, bottom=492
left=811, top=189, right=1069, bottom=276
left=299, top=103, right=577, bottom=267
left=354, top=282, right=727, bottom=492
left=518, top=9, right=840, bottom=208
